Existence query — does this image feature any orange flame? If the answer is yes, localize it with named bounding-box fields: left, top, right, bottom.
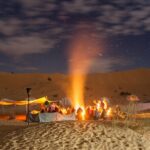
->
left=106, top=108, right=112, bottom=117
left=81, top=108, right=86, bottom=120
left=60, top=108, right=68, bottom=115
left=96, top=102, right=100, bottom=110
left=68, top=23, right=101, bottom=108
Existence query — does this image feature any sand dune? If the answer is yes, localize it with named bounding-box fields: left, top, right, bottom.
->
left=0, top=68, right=150, bottom=104
left=0, top=121, right=149, bottom=150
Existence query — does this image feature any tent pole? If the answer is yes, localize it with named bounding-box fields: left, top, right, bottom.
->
left=27, top=93, right=29, bottom=125
left=26, top=88, right=31, bottom=126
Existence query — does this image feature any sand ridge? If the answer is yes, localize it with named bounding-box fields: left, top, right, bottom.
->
left=0, top=121, right=149, bottom=150
left=0, top=68, right=150, bottom=104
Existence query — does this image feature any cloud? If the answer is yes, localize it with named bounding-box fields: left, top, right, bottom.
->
left=20, top=0, right=41, bottom=8
left=62, top=0, right=97, bottom=14
left=95, top=3, right=150, bottom=35
left=1, top=1, right=150, bottom=36
left=0, top=35, right=56, bottom=56
left=89, top=57, right=132, bottom=72
left=16, top=66, right=39, bottom=71
left=0, top=18, right=22, bottom=36
left=61, top=0, right=150, bottom=35
left=20, top=0, right=57, bottom=17
left=0, top=16, right=64, bottom=57
left=0, top=0, right=150, bottom=57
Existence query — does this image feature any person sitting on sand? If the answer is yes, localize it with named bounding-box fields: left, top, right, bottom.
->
left=115, top=105, right=121, bottom=119
left=66, top=107, right=71, bottom=114
left=76, top=107, right=83, bottom=120
left=55, top=105, right=59, bottom=112
left=40, top=104, right=45, bottom=113
left=89, top=106, right=94, bottom=119
left=94, top=108, right=100, bottom=120
left=85, top=106, right=90, bottom=120
left=48, top=102, right=57, bottom=113
left=85, top=106, right=93, bottom=120
left=44, top=100, right=50, bottom=112
left=100, top=101, right=106, bottom=120
left=71, top=107, right=75, bottom=113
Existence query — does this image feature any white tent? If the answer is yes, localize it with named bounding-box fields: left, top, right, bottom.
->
left=29, top=112, right=76, bottom=122
left=39, top=112, right=76, bottom=122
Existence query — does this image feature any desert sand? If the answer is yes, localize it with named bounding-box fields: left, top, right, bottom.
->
left=0, top=121, right=150, bottom=150
left=0, top=68, right=150, bottom=105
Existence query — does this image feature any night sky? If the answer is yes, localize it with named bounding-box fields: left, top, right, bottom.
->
left=0, top=0, right=150, bottom=73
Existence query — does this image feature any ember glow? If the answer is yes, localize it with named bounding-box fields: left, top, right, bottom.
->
left=68, top=24, right=101, bottom=109
left=81, top=109, right=86, bottom=120
left=106, top=108, right=112, bottom=117
left=96, top=102, right=100, bottom=110
left=0, top=115, right=26, bottom=121
left=75, top=105, right=86, bottom=120
left=60, top=108, right=68, bottom=115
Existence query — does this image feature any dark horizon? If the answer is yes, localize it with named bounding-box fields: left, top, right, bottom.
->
left=0, top=67, right=150, bottom=75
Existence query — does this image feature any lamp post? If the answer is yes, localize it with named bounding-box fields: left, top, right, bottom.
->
left=26, top=88, right=32, bottom=125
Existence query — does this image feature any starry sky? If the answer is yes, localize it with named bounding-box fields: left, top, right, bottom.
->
left=0, top=0, right=150, bottom=73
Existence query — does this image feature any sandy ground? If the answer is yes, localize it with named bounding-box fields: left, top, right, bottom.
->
left=0, top=121, right=150, bottom=150
left=0, top=69, right=150, bottom=104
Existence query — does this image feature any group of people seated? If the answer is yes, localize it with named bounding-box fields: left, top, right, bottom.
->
left=40, top=100, right=75, bottom=115
left=39, top=99, right=126, bottom=120
left=76, top=100, right=108, bottom=120
left=59, top=107, right=75, bottom=115
left=40, top=101, right=59, bottom=113
left=40, top=99, right=110, bottom=120
left=88, top=100, right=109, bottom=120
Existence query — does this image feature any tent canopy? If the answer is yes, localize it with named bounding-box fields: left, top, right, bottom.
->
left=0, top=96, right=53, bottom=106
